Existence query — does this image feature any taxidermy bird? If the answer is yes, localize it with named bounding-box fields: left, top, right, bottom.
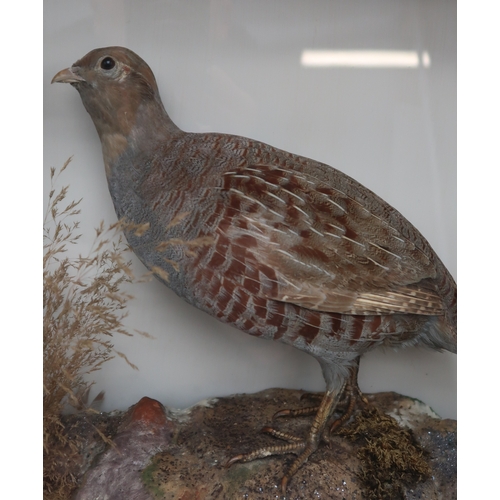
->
left=52, top=46, right=456, bottom=494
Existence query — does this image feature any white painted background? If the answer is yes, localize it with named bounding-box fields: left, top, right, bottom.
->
left=44, top=0, right=456, bottom=418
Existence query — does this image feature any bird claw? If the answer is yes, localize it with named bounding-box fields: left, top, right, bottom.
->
left=224, top=454, right=244, bottom=468
left=280, top=476, right=290, bottom=497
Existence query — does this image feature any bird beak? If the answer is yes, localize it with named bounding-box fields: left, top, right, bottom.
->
left=51, top=67, right=86, bottom=84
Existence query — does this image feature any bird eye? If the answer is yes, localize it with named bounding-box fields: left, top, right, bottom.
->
left=100, top=57, right=116, bottom=70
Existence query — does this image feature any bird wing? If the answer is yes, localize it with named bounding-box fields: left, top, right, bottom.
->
left=210, top=162, right=444, bottom=316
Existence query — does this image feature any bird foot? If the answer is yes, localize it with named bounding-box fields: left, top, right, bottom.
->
left=226, top=420, right=322, bottom=496
left=226, top=389, right=339, bottom=495
left=226, top=364, right=365, bottom=494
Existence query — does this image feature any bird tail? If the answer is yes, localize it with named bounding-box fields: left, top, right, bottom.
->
left=422, top=274, right=457, bottom=354
left=422, top=314, right=456, bottom=354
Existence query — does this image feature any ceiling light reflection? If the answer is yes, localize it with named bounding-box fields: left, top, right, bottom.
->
left=422, top=51, right=431, bottom=68
left=301, top=50, right=429, bottom=68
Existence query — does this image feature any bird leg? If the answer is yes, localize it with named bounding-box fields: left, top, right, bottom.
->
left=327, top=360, right=368, bottom=437
left=273, top=358, right=365, bottom=438
left=226, top=386, right=343, bottom=495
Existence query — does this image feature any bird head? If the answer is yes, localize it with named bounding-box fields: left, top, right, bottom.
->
left=52, top=47, right=177, bottom=171
left=53, top=46, right=159, bottom=91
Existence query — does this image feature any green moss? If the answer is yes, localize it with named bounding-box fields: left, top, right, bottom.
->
left=141, top=457, right=165, bottom=499
left=339, top=407, right=431, bottom=499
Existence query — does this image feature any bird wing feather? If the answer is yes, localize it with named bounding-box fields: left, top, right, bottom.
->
left=213, top=162, right=444, bottom=316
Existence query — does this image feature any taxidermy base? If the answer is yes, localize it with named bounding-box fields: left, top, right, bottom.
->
left=59, top=389, right=456, bottom=500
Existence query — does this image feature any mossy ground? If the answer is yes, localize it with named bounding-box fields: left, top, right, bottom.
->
left=339, top=406, right=431, bottom=499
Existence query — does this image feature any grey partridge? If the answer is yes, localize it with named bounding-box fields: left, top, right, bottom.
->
left=52, top=47, right=457, bottom=494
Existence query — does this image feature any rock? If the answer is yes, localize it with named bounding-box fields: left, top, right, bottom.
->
left=74, top=397, right=175, bottom=500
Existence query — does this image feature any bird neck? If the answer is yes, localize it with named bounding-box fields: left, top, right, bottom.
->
left=94, top=97, right=182, bottom=180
